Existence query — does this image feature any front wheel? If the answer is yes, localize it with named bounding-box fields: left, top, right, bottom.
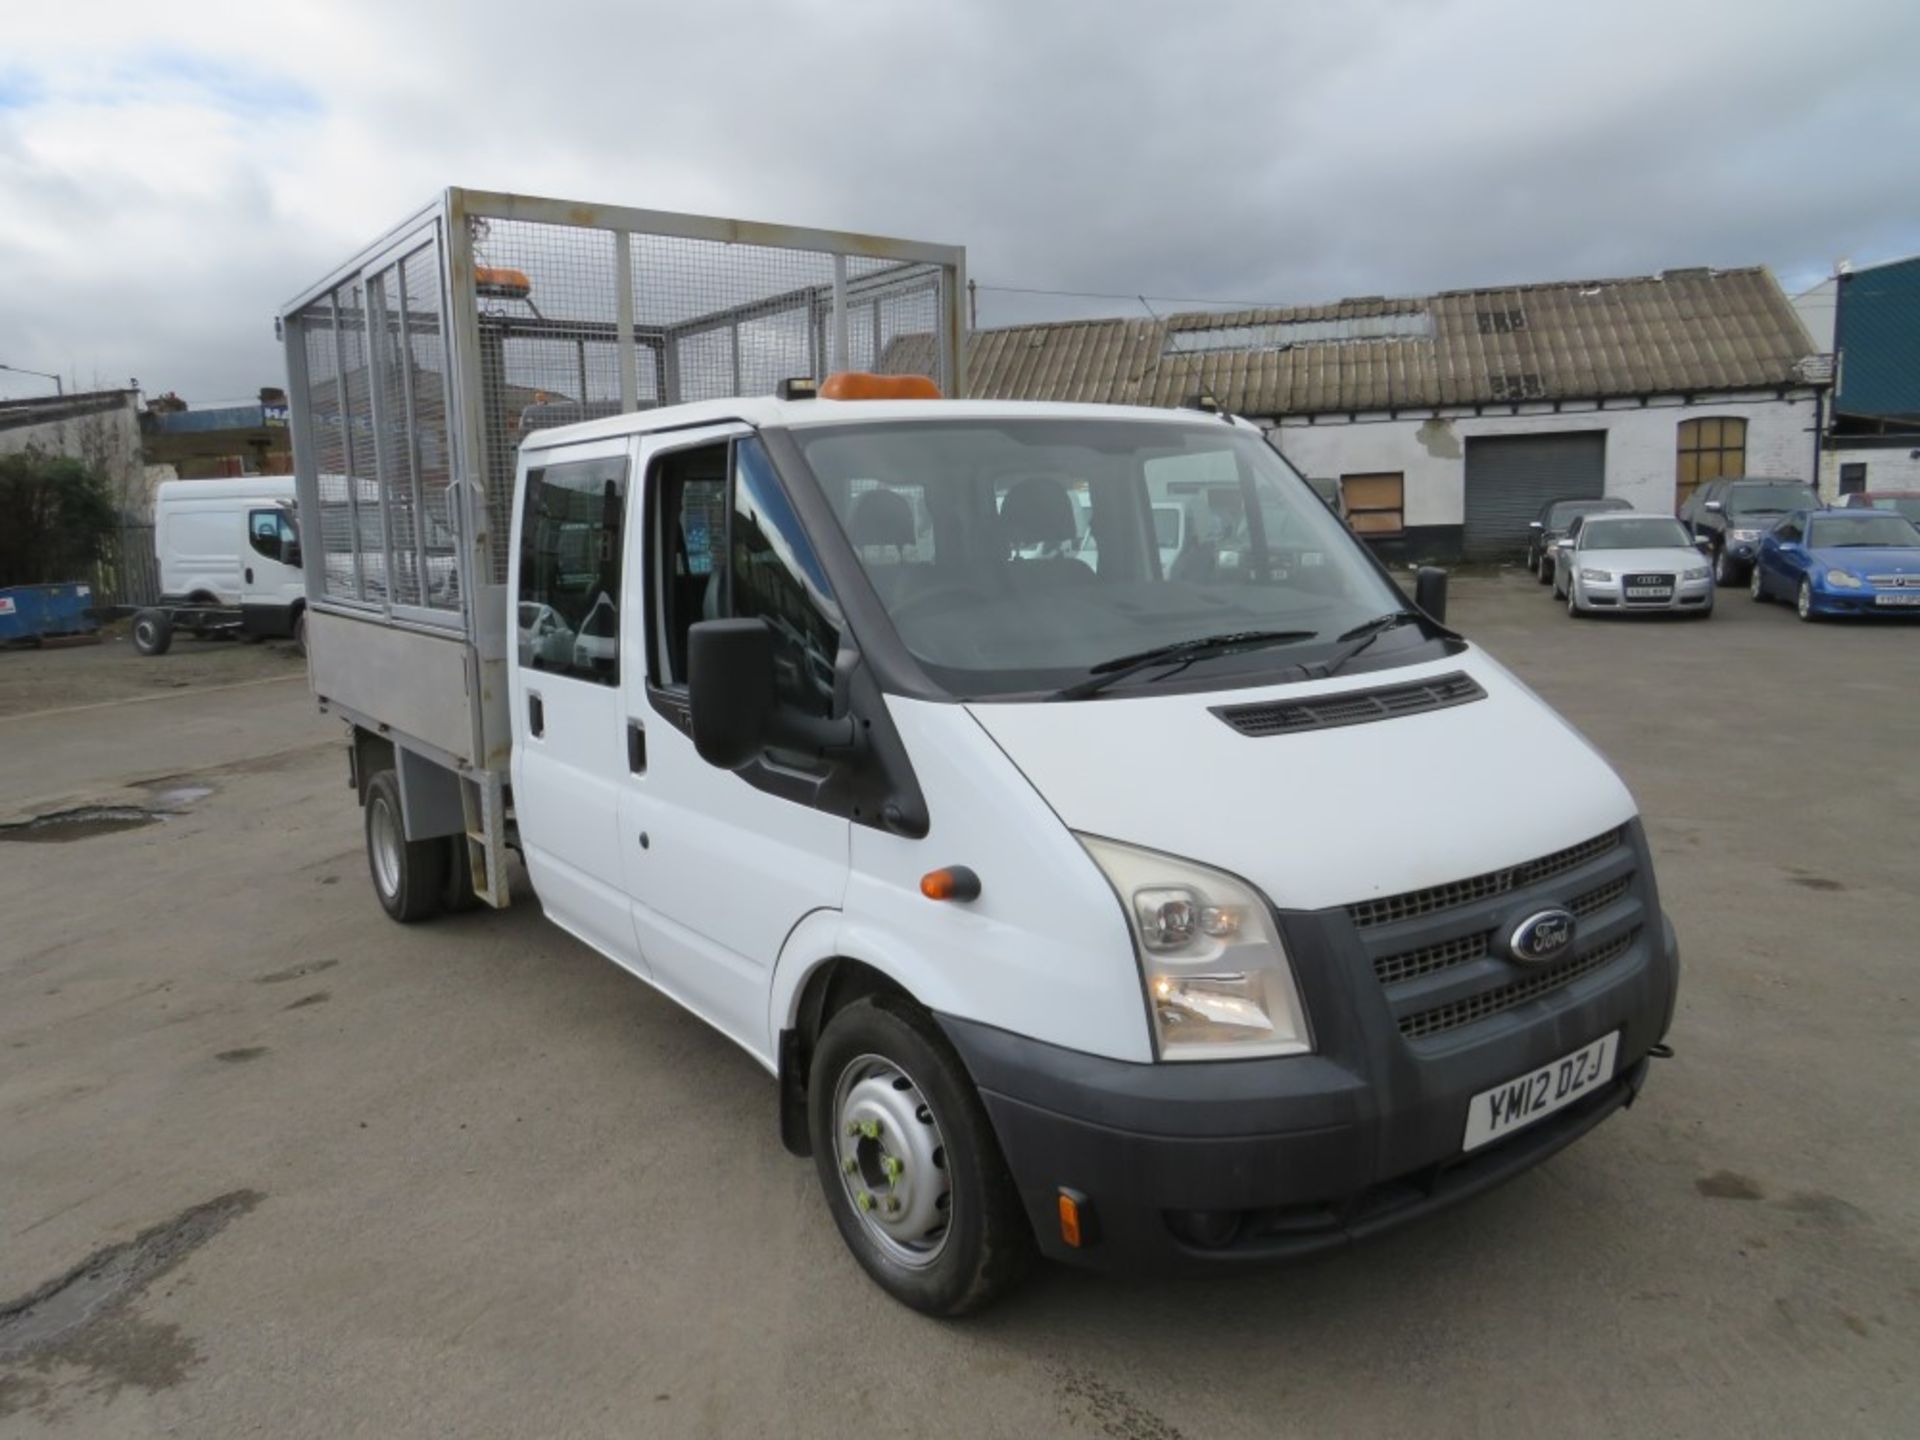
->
left=1713, top=545, right=1741, bottom=586
left=1566, top=580, right=1584, bottom=617
left=1750, top=565, right=1769, bottom=603
left=808, top=996, right=1031, bottom=1316
left=1797, top=578, right=1819, bottom=622
left=1536, top=555, right=1553, bottom=586
left=364, top=769, right=446, bottom=923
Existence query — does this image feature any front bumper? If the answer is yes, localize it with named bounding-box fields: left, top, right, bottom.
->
left=940, top=833, right=1681, bottom=1272
left=1574, top=575, right=1713, bottom=611
left=1810, top=584, right=1920, bottom=616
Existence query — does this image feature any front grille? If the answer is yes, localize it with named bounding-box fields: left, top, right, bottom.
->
left=1370, top=871, right=1635, bottom=987
left=1212, top=672, right=1485, bottom=738
left=1348, top=827, right=1627, bottom=930
left=1867, top=574, right=1920, bottom=587
left=1398, top=928, right=1641, bottom=1040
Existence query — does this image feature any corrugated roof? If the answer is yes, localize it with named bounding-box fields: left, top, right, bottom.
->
left=910, top=268, right=1822, bottom=415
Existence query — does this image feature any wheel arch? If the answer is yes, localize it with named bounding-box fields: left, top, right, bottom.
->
left=772, top=926, right=940, bottom=1159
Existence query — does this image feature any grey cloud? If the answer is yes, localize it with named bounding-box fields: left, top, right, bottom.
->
left=1, top=0, right=1916, bottom=401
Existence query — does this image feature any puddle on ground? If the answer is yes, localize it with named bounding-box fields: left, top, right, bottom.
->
left=145, top=785, right=213, bottom=811
left=0, top=808, right=161, bottom=844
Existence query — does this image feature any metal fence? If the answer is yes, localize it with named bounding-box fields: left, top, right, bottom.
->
left=281, top=190, right=965, bottom=635
left=89, top=523, right=159, bottom=613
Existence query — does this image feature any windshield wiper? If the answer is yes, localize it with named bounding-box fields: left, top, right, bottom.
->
left=1051, top=629, right=1317, bottom=701
left=1313, top=611, right=1424, bottom=678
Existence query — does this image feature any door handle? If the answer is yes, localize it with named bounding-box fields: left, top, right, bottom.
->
left=627, top=719, right=647, bottom=774
left=244, top=566, right=254, bottom=584
left=528, top=692, right=545, bottom=738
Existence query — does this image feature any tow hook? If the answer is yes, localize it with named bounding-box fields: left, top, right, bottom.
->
left=1647, top=1042, right=1675, bottom=1060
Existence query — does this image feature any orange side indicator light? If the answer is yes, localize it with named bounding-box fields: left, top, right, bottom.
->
left=1058, top=1191, right=1086, bottom=1249
left=820, top=371, right=942, bottom=401
left=919, top=866, right=982, bottom=902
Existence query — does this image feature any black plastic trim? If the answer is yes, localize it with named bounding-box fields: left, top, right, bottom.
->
left=1211, top=670, right=1485, bottom=736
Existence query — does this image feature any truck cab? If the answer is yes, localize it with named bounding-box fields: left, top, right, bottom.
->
left=489, top=380, right=1679, bottom=1313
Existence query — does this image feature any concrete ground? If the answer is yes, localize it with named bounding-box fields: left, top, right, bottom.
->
left=1, top=576, right=1915, bottom=1438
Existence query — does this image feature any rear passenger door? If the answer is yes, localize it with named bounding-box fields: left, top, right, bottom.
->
left=508, top=438, right=648, bottom=974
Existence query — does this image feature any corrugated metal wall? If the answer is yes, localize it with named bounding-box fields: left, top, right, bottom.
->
left=1462, top=432, right=1606, bottom=559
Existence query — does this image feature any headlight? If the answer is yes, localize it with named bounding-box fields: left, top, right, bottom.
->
left=1079, top=835, right=1310, bottom=1061
left=1825, top=569, right=1865, bottom=589
left=1682, top=565, right=1711, bottom=582
left=1578, top=568, right=1614, bottom=584
left=1730, top=528, right=1761, bottom=542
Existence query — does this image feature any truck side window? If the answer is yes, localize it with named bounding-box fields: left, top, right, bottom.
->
left=649, top=437, right=841, bottom=718
left=249, top=509, right=289, bottom=562
left=730, top=437, right=842, bottom=718
left=517, top=456, right=628, bottom=685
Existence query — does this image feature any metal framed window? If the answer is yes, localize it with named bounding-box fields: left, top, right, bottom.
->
left=1676, top=417, right=1748, bottom=508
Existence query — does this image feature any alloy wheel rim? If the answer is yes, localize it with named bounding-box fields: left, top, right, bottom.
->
left=1798, top=581, right=1811, bottom=618
left=831, top=1053, right=952, bottom=1268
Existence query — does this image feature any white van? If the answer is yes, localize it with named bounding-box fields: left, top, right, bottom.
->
left=328, top=382, right=1681, bottom=1314
left=284, top=197, right=1676, bottom=1317
left=153, top=477, right=306, bottom=640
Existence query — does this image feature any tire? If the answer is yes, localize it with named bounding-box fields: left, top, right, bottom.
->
left=442, top=835, right=481, bottom=913
left=808, top=995, right=1031, bottom=1316
left=292, top=609, right=308, bottom=657
left=1566, top=581, right=1584, bottom=618
left=131, top=608, right=173, bottom=657
left=1750, top=565, right=1769, bottom=603
left=1797, top=578, right=1819, bottom=623
left=1536, top=555, right=1552, bottom=586
left=364, top=769, right=446, bottom=923
left=1713, top=544, right=1741, bottom=586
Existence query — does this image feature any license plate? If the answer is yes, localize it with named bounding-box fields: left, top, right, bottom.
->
left=1462, top=1032, right=1619, bottom=1152
left=1626, top=586, right=1671, bottom=599
left=1875, top=592, right=1920, bottom=607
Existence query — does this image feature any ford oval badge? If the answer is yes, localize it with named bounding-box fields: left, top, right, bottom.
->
left=1510, top=908, right=1577, bottom=964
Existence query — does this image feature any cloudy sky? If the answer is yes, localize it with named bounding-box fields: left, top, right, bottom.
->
left=3, top=0, right=1917, bottom=403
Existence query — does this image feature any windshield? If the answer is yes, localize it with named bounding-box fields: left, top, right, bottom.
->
left=794, top=419, right=1414, bottom=698
left=1581, top=517, right=1692, bottom=550
left=1728, top=481, right=1814, bottom=516
left=1547, top=498, right=1625, bottom=528
left=1809, top=514, right=1920, bottom=549
left=1865, top=496, right=1920, bottom=523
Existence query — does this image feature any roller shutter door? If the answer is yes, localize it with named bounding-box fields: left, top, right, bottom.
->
left=1462, top=432, right=1606, bottom=559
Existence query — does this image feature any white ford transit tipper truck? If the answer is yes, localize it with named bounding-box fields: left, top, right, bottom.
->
left=281, top=191, right=1679, bottom=1315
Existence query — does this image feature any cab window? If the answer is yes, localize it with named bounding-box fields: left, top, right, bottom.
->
left=516, top=456, right=628, bottom=684
left=650, top=436, right=842, bottom=718
left=249, top=508, right=296, bottom=562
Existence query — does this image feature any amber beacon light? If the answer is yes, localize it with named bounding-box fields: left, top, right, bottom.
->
left=820, top=371, right=942, bottom=401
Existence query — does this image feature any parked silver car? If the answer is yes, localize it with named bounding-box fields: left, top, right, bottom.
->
left=1551, top=513, right=1715, bottom=618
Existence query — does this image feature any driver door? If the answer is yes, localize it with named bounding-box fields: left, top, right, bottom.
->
left=618, top=426, right=851, bottom=1063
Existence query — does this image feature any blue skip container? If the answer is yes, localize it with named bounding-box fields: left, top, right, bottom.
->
left=0, top=582, right=101, bottom=646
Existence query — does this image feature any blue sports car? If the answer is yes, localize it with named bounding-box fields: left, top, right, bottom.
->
left=1749, top=508, right=1920, bottom=619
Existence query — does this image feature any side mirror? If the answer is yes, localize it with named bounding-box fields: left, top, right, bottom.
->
left=283, top=540, right=303, bottom=567
left=1413, top=565, right=1448, bottom=625
left=1528, top=520, right=1544, bottom=530
left=688, top=619, right=776, bottom=770
left=1704, top=500, right=1724, bottom=513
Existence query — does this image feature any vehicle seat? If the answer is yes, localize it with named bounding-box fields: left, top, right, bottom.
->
left=999, top=477, right=1093, bottom=587
left=845, top=487, right=924, bottom=603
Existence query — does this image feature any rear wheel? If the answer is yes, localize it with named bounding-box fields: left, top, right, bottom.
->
left=364, top=769, right=446, bottom=923
left=131, top=609, right=173, bottom=656
left=292, top=609, right=307, bottom=657
left=808, top=996, right=1030, bottom=1316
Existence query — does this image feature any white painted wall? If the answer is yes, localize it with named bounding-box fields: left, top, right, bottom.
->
left=1270, top=391, right=1820, bottom=529
left=1820, top=442, right=1920, bottom=500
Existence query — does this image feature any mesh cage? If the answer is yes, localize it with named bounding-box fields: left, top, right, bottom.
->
left=291, top=232, right=460, bottom=613
left=469, top=217, right=949, bottom=586
left=285, top=192, right=958, bottom=625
